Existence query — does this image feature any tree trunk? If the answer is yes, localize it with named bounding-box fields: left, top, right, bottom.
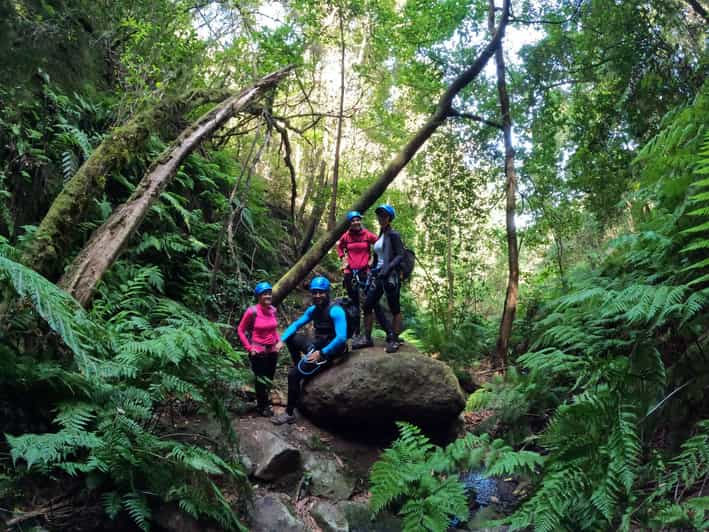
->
left=271, top=1, right=509, bottom=305
left=446, top=149, right=454, bottom=327
left=227, top=127, right=272, bottom=260
left=59, top=66, right=292, bottom=306
left=298, top=167, right=316, bottom=224
left=553, top=229, right=568, bottom=291
left=685, top=0, right=709, bottom=23
left=21, top=89, right=227, bottom=280
left=208, top=121, right=271, bottom=296
left=490, top=0, right=518, bottom=370
left=272, top=120, right=298, bottom=224
left=298, top=161, right=328, bottom=256
left=328, top=4, right=347, bottom=230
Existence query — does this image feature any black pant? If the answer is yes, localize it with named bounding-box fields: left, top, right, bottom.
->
left=285, top=333, right=345, bottom=415
left=362, top=273, right=400, bottom=340
left=248, top=352, right=278, bottom=408
left=343, top=271, right=366, bottom=335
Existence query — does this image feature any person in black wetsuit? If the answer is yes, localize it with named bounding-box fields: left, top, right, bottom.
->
left=351, top=204, right=404, bottom=353
left=271, top=276, right=348, bottom=425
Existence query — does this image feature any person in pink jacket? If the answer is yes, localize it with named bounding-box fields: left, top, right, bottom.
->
left=237, top=281, right=284, bottom=416
left=336, top=211, right=377, bottom=336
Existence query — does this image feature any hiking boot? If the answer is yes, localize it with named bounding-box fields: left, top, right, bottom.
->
left=271, top=412, right=296, bottom=425
left=385, top=339, right=400, bottom=353
left=351, top=335, right=374, bottom=349
left=257, top=405, right=274, bottom=417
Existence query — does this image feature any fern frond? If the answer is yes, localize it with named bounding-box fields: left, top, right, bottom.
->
left=102, top=491, right=122, bottom=519
left=0, top=256, right=103, bottom=375
left=55, top=402, right=95, bottom=432
left=122, top=492, right=151, bottom=531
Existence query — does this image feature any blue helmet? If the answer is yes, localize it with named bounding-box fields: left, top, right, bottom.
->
left=347, top=210, right=362, bottom=222
left=375, top=204, right=395, bottom=220
left=309, top=276, right=331, bottom=292
left=254, top=281, right=272, bottom=296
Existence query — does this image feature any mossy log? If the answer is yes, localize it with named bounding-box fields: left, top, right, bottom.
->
left=22, top=89, right=228, bottom=280
left=59, top=66, right=293, bottom=306
left=270, top=2, right=509, bottom=305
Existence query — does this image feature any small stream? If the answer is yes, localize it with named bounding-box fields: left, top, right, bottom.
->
left=449, top=469, right=514, bottom=529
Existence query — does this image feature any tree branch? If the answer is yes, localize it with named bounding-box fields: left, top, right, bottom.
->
left=448, top=109, right=503, bottom=129
left=509, top=0, right=585, bottom=25
left=269, top=117, right=298, bottom=224
left=684, top=0, right=709, bottom=23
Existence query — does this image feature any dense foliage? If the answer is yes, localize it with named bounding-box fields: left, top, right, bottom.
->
left=1, top=0, right=707, bottom=530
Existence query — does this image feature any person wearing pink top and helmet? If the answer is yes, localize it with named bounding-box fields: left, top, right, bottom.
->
left=237, top=281, right=284, bottom=416
left=336, top=210, right=377, bottom=336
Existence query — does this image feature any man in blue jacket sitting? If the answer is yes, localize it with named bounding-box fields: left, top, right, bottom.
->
left=271, top=276, right=348, bottom=425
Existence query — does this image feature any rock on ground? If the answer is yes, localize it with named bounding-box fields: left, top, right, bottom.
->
left=248, top=493, right=307, bottom=532
left=238, top=429, right=301, bottom=481
left=153, top=503, right=222, bottom=532
left=311, top=500, right=349, bottom=532
left=303, top=451, right=355, bottom=500
left=300, top=350, right=465, bottom=437
left=337, top=501, right=402, bottom=532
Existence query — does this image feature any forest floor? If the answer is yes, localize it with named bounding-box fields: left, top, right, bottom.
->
left=226, top=338, right=517, bottom=531
left=1, top=337, right=510, bottom=532
left=235, top=338, right=408, bottom=529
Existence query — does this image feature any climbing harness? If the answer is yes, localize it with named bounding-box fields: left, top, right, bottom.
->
left=296, top=347, right=329, bottom=376
left=351, top=268, right=372, bottom=294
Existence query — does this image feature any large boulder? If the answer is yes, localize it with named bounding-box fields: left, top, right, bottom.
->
left=300, top=350, right=465, bottom=436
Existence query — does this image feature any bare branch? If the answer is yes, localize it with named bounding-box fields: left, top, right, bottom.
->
left=269, top=118, right=298, bottom=224
left=448, top=109, right=503, bottom=129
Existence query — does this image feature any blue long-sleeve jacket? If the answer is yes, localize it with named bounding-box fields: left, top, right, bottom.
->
left=281, top=304, right=347, bottom=358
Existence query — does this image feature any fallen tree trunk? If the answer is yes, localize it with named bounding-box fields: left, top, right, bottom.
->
left=271, top=2, right=509, bottom=305
left=59, top=66, right=293, bottom=306
left=22, top=89, right=228, bottom=281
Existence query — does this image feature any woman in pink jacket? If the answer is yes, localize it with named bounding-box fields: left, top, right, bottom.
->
left=237, top=282, right=283, bottom=416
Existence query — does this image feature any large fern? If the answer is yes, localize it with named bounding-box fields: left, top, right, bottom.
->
left=492, top=93, right=709, bottom=531
left=0, top=254, right=104, bottom=375
left=370, top=422, right=543, bottom=532
left=1, top=252, right=248, bottom=530
left=680, top=134, right=709, bottom=285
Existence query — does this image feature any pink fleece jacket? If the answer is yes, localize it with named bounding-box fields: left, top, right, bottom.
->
left=237, top=304, right=280, bottom=353
left=337, top=228, right=377, bottom=272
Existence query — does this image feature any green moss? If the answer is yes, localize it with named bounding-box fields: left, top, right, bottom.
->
left=22, top=100, right=182, bottom=278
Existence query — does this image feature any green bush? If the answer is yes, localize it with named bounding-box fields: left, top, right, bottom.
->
left=0, top=250, right=249, bottom=530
